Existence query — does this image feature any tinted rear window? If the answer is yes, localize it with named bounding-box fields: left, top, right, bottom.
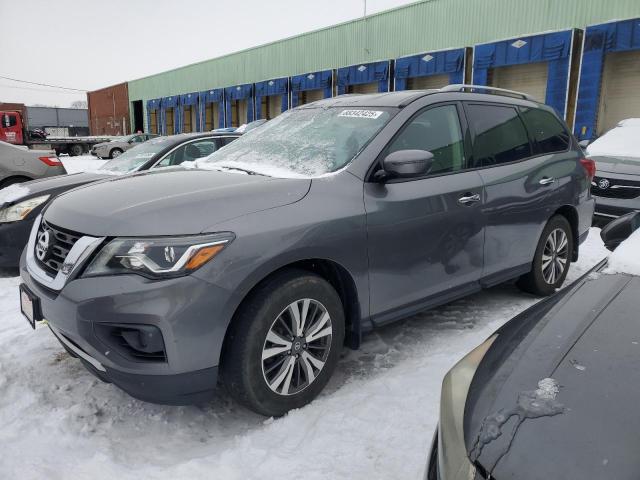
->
left=520, top=107, right=570, bottom=154
left=466, top=104, right=531, bottom=167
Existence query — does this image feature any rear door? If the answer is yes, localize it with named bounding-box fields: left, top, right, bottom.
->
left=364, top=103, right=485, bottom=323
left=464, top=103, right=570, bottom=281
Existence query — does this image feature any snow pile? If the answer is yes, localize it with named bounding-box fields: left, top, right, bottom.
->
left=61, top=155, right=108, bottom=174
left=0, top=183, right=30, bottom=204
left=0, top=230, right=609, bottom=479
left=587, top=119, right=640, bottom=158
left=605, top=228, right=640, bottom=276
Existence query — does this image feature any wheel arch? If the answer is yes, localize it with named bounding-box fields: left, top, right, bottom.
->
left=0, top=175, right=33, bottom=188
left=224, top=258, right=363, bottom=354
left=552, top=205, right=579, bottom=261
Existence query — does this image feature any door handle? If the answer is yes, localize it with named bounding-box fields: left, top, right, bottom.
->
left=458, top=193, right=481, bottom=206
left=539, top=177, right=555, bottom=186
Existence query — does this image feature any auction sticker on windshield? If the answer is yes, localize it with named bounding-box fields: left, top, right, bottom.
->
left=338, top=110, right=383, bottom=119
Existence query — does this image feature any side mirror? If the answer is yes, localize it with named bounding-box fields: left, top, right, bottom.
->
left=375, top=150, right=434, bottom=181
left=578, top=139, right=590, bottom=149
left=600, top=211, right=640, bottom=251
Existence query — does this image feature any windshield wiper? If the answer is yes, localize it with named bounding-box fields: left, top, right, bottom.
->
left=213, top=165, right=269, bottom=176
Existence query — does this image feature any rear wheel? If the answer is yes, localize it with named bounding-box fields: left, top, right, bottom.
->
left=110, top=148, right=123, bottom=158
left=221, top=269, right=345, bottom=416
left=517, top=215, right=573, bottom=296
left=69, top=144, right=84, bottom=156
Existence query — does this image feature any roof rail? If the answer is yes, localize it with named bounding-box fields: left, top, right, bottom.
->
left=439, top=84, right=534, bottom=101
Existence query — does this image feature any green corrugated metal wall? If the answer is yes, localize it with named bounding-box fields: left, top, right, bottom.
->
left=128, top=0, right=640, bottom=129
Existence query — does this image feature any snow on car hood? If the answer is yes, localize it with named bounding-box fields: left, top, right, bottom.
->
left=0, top=184, right=30, bottom=206
left=587, top=119, right=640, bottom=158
left=604, top=228, right=640, bottom=276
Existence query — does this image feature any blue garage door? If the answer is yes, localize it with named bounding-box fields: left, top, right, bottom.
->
left=290, top=70, right=333, bottom=108
left=160, top=95, right=179, bottom=135
left=574, top=18, right=640, bottom=139
left=199, top=89, right=225, bottom=131
left=473, top=30, right=574, bottom=119
left=146, top=98, right=161, bottom=134
left=337, top=61, right=390, bottom=95
left=179, top=92, right=200, bottom=133
left=224, top=84, right=254, bottom=128
left=395, top=48, right=466, bottom=91
left=254, top=77, right=288, bottom=120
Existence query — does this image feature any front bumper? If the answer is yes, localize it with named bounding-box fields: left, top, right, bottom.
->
left=593, top=194, right=640, bottom=219
left=0, top=218, right=35, bottom=268
left=20, top=251, right=235, bottom=405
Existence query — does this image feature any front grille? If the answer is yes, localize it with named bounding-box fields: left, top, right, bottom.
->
left=35, top=221, right=82, bottom=276
left=591, top=176, right=640, bottom=200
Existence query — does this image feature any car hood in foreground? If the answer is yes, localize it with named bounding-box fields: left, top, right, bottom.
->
left=464, top=270, right=640, bottom=479
left=5, top=172, right=110, bottom=204
left=592, top=155, right=640, bottom=176
left=43, top=168, right=312, bottom=236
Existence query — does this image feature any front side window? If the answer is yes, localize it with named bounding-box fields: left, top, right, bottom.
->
left=520, top=107, right=570, bottom=154
left=156, top=139, right=218, bottom=167
left=199, top=107, right=394, bottom=177
left=386, top=104, right=465, bottom=175
left=466, top=104, right=531, bottom=167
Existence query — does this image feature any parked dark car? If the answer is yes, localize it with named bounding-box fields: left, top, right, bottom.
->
left=19, top=87, right=594, bottom=416
left=0, top=132, right=239, bottom=268
left=586, top=119, right=640, bottom=225
left=426, top=211, right=640, bottom=480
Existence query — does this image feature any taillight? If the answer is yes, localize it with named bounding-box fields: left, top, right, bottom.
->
left=39, top=156, right=63, bottom=166
left=580, top=158, right=596, bottom=181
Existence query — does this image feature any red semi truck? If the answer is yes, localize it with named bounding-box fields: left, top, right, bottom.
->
left=0, top=107, right=113, bottom=156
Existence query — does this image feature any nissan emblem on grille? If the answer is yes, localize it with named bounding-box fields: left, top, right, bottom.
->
left=35, top=229, right=52, bottom=262
left=598, top=178, right=611, bottom=189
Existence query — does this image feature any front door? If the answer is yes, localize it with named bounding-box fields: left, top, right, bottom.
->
left=364, top=103, right=485, bottom=323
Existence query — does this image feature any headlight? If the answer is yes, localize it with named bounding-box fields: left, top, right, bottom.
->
left=83, top=233, right=234, bottom=279
left=438, top=335, right=497, bottom=480
left=0, top=195, right=50, bottom=223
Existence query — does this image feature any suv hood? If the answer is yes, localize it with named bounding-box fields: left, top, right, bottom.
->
left=592, top=155, right=640, bottom=176
left=43, top=168, right=311, bottom=236
left=464, top=271, right=640, bottom=479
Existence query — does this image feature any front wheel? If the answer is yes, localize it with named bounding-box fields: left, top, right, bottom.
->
left=517, top=215, right=573, bottom=296
left=110, top=148, right=123, bottom=158
left=221, top=270, right=345, bottom=416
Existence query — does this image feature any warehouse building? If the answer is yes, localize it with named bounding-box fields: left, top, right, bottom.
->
left=89, top=0, right=640, bottom=140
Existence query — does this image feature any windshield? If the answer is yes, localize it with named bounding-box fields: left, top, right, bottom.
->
left=99, top=137, right=170, bottom=173
left=199, top=107, right=394, bottom=177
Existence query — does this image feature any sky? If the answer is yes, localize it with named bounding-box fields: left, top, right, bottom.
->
left=0, top=0, right=418, bottom=107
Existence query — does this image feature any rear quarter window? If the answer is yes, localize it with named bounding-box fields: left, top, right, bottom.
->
left=465, top=104, right=532, bottom=167
left=520, top=107, right=570, bottom=154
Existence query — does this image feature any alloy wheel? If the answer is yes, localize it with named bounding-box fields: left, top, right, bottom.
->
left=261, top=298, right=332, bottom=396
left=541, top=228, right=569, bottom=284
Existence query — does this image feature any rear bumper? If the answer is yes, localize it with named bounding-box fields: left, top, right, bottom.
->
left=0, top=218, right=34, bottom=268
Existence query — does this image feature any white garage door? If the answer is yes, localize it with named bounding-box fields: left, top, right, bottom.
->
left=349, top=82, right=380, bottom=94
left=406, top=74, right=450, bottom=90
left=490, top=62, right=548, bottom=103
left=597, top=50, right=640, bottom=135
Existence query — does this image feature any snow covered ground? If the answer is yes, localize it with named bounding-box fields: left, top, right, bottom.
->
left=0, top=230, right=610, bottom=480
left=60, top=154, right=107, bottom=174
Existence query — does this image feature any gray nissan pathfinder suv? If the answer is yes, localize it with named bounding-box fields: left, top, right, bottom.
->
left=19, top=86, right=595, bottom=416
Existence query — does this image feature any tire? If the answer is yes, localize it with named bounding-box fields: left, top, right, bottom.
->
left=517, top=215, right=573, bottom=296
left=109, top=148, right=123, bottom=159
left=69, top=144, right=84, bottom=156
left=221, top=269, right=345, bottom=417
